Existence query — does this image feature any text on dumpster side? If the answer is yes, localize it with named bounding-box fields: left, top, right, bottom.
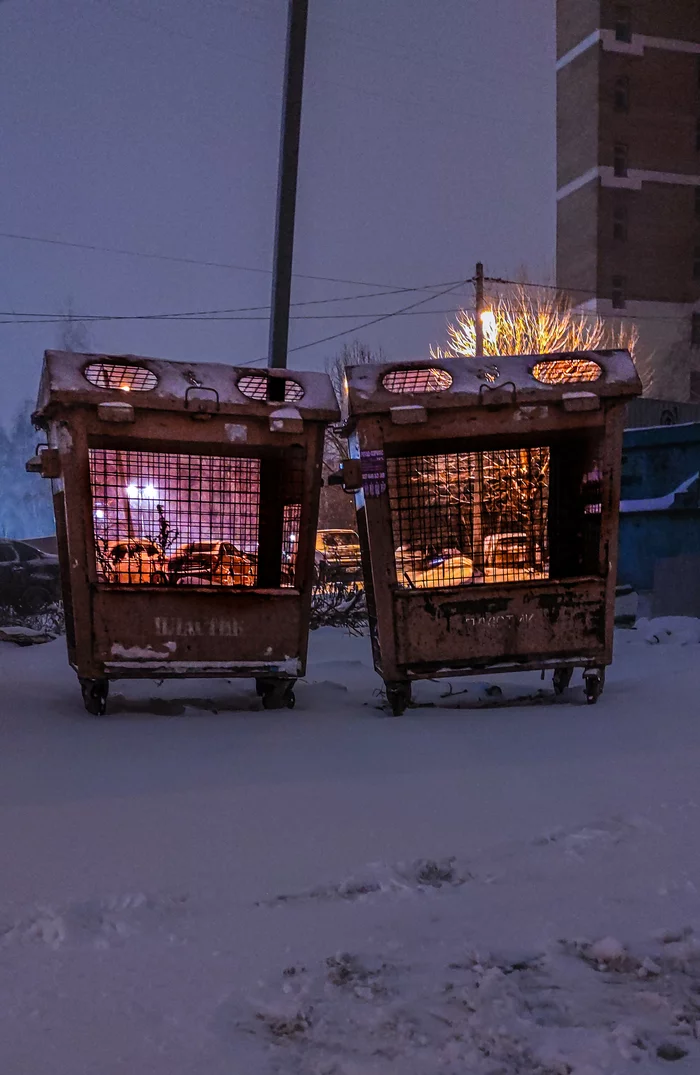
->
left=154, top=617, right=241, bottom=638
left=461, top=613, right=535, bottom=629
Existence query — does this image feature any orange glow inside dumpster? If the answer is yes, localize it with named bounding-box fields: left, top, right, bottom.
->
left=387, top=445, right=603, bottom=589
left=88, top=448, right=300, bottom=588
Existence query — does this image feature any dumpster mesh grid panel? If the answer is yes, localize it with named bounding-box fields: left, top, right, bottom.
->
left=83, top=362, right=158, bottom=392
left=89, top=448, right=270, bottom=588
left=282, top=503, right=302, bottom=584
left=387, top=444, right=603, bottom=589
left=531, top=358, right=602, bottom=384
left=382, top=367, right=453, bottom=393
left=388, top=448, right=550, bottom=588
left=237, top=374, right=304, bottom=403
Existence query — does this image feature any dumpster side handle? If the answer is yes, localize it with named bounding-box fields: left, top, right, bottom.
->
left=327, top=458, right=362, bottom=493
left=26, top=444, right=60, bottom=479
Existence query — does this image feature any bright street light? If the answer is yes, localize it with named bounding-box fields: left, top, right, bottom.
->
left=481, top=310, right=498, bottom=345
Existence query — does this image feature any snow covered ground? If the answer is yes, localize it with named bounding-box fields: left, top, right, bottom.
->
left=1, top=621, right=700, bottom=1073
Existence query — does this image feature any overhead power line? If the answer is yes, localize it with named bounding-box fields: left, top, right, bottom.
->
left=482, top=275, right=700, bottom=321
left=486, top=275, right=596, bottom=295
left=0, top=228, right=455, bottom=292
left=234, top=278, right=468, bottom=366
left=0, top=281, right=462, bottom=323
left=0, top=280, right=469, bottom=366
left=0, top=308, right=472, bottom=326
left=2, top=270, right=691, bottom=328
left=280, top=278, right=470, bottom=359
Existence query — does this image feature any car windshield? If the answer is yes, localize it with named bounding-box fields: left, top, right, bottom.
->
left=326, top=533, right=358, bottom=546
left=111, top=543, right=153, bottom=561
left=15, top=542, right=45, bottom=561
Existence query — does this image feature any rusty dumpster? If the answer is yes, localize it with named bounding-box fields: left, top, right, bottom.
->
left=28, top=350, right=339, bottom=714
left=334, top=350, right=642, bottom=713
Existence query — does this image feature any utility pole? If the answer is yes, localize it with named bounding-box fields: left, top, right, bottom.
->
left=474, top=261, right=485, bottom=358
left=259, top=0, right=309, bottom=589
left=268, top=0, right=309, bottom=375
left=472, top=262, right=485, bottom=574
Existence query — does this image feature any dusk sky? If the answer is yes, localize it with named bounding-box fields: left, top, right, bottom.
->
left=1, top=0, right=555, bottom=419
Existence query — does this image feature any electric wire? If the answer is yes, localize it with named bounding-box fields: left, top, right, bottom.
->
left=0, top=228, right=456, bottom=292
left=268, top=278, right=471, bottom=363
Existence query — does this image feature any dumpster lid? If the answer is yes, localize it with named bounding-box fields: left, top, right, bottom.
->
left=344, top=349, right=641, bottom=416
left=34, top=351, right=340, bottom=422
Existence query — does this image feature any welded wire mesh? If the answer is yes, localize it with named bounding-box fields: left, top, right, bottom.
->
left=83, top=362, right=157, bottom=392
left=282, top=503, right=302, bottom=585
left=236, top=373, right=305, bottom=403
left=531, top=358, right=602, bottom=384
left=387, top=444, right=604, bottom=589
left=382, top=367, right=453, bottom=393
left=387, top=447, right=551, bottom=588
left=89, top=448, right=274, bottom=588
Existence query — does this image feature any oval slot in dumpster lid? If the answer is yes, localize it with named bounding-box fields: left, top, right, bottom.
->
left=236, top=373, right=304, bottom=403
left=382, top=367, right=452, bottom=393
left=531, top=357, right=603, bottom=385
left=84, top=361, right=158, bottom=392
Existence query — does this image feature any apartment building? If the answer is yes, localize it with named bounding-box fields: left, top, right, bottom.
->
left=557, top=1, right=700, bottom=399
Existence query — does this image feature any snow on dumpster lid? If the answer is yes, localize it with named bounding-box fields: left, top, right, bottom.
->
left=345, top=349, right=641, bottom=416
left=620, top=472, right=700, bottom=513
left=34, top=351, right=340, bottom=422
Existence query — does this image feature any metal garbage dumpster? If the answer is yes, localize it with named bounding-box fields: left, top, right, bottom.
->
left=334, top=350, right=641, bottom=713
left=28, top=350, right=339, bottom=714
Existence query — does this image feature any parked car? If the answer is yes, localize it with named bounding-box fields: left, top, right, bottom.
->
left=315, top=529, right=362, bottom=582
left=0, top=539, right=61, bottom=612
left=104, top=540, right=168, bottom=585
left=169, top=541, right=255, bottom=587
left=396, top=546, right=477, bottom=589
left=483, top=532, right=545, bottom=582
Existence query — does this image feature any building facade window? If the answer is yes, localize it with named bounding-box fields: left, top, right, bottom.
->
left=692, top=313, right=700, bottom=348
left=615, top=5, right=631, bottom=43
left=611, top=275, right=626, bottom=309
left=613, top=204, right=628, bottom=241
left=613, top=142, right=628, bottom=177
left=614, top=77, right=630, bottom=113
left=694, top=247, right=700, bottom=280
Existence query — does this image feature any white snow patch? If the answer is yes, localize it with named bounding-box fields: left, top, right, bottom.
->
left=636, top=616, right=700, bottom=646
left=620, top=471, right=699, bottom=512
left=0, top=625, right=699, bottom=1071
left=111, top=641, right=178, bottom=659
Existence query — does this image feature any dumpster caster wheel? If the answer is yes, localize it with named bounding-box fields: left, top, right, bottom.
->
left=385, top=681, right=411, bottom=717
left=80, top=678, right=109, bottom=716
left=257, top=679, right=296, bottom=710
left=553, top=668, right=574, bottom=696
left=584, top=669, right=605, bottom=705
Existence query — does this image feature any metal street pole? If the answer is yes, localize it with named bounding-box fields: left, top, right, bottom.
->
left=472, top=262, right=485, bottom=573
left=474, top=261, right=484, bottom=358
left=268, top=0, right=309, bottom=375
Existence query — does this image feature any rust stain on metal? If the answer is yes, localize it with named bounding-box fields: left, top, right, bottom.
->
left=422, top=594, right=512, bottom=630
